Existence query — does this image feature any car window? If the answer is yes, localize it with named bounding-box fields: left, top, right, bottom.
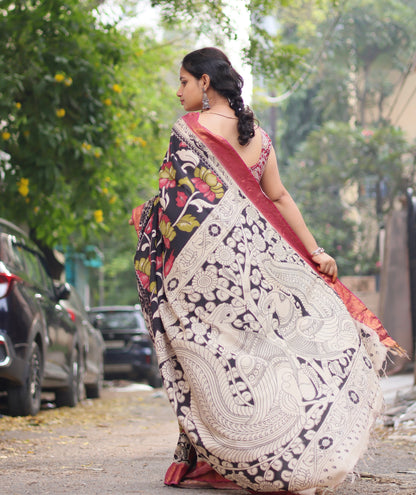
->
left=18, top=245, right=54, bottom=293
left=38, top=258, right=55, bottom=293
left=6, top=236, right=26, bottom=273
left=19, top=247, right=44, bottom=288
left=92, top=311, right=144, bottom=331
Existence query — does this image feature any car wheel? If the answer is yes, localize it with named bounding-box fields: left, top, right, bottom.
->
left=8, top=341, right=43, bottom=417
left=147, top=353, right=162, bottom=388
left=86, top=359, right=103, bottom=399
left=55, top=346, right=82, bottom=408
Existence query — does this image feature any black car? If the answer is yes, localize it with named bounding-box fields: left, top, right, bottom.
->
left=0, top=218, right=82, bottom=416
left=61, top=286, right=105, bottom=399
left=88, top=305, right=162, bottom=387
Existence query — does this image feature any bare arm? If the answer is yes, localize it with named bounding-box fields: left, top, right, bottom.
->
left=260, top=147, right=338, bottom=282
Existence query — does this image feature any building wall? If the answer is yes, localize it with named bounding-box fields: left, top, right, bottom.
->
left=365, top=71, right=416, bottom=140
left=388, top=72, right=416, bottom=140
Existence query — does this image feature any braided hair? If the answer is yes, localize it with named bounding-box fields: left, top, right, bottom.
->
left=182, top=47, right=255, bottom=146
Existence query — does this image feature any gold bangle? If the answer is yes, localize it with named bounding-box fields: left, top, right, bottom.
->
left=310, top=247, right=325, bottom=257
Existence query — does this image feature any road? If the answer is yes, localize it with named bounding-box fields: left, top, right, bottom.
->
left=0, top=373, right=415, bottom=495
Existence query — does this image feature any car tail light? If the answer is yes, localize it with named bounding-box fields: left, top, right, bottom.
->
left=65, top=308, right=76, bottom=322
left=0, top=273, right=21, bottom=299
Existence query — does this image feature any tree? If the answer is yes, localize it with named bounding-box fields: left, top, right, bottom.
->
left=283, top=122, right=414, bottom=274
left=0, top=0, right=126, bottom=247
left=252, top=0, right=416, bottom=275
left=0, top=1, right=181, bottom=260
left=271, top=0, right=416, bottom=154
left=149, top=0, right=339, bottom=82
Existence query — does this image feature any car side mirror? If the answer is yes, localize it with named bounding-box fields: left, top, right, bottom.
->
left=91, top=315, right=103, bottom=329
left=56, top=282, right=71, bottom=301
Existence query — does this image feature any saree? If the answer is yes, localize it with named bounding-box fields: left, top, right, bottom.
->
left=133, top=112, right=400, bottom=493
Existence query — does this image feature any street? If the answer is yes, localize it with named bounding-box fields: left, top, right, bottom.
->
left=0, top=373, right=415, bottom=495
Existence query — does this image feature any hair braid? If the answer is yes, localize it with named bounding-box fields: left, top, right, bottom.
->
left=182, top=47, right=256, bottom=146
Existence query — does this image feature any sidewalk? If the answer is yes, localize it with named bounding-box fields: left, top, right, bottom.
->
left=380, top=372, right=414, bottom=403
left=1, top=373, right=415, bottom=494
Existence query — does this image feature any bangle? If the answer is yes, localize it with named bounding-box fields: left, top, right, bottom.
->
left=310, top=247, right=325, bottom=257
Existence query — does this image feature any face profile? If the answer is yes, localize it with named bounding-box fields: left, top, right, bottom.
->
left=176, top=67, right=206, bottom=112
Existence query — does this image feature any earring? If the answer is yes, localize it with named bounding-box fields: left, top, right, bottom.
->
left=202, top=88, right=210, bottom=110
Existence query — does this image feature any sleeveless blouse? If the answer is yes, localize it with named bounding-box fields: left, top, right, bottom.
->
left=248, top=128, right=272, bottom=183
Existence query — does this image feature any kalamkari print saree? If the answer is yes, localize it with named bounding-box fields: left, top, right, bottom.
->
left=133, top=112, right=400, bottom=494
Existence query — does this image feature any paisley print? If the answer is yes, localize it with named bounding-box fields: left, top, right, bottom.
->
left=134, top=114, right=394, bottom=493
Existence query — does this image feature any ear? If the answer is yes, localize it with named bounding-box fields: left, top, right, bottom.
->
left=200, top=73, right=210, bottom=90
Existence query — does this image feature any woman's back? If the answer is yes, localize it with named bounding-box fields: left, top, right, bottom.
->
left=198, top=112, right=263, bottom=168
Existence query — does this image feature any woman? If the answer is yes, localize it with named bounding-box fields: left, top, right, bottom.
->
left=132, top=47, right=400, bottom=494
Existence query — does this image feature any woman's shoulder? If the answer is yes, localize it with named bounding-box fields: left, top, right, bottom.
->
left=255, top=126, right=271, bottom=140
left=172, top=112, right=198, bottom=129
left=254, top=126, right=272, bottom=150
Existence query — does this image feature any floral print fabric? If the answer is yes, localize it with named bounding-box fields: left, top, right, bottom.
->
left=134, top=115, right=388, bottom=493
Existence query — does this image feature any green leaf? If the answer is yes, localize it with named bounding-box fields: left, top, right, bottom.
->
left=176, top=214, right=200, bottom=232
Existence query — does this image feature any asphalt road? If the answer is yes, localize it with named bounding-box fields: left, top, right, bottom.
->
left=0, top=374, right=415, bottom=495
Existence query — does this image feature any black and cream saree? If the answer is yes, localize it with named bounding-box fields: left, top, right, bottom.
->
left=133, top=112, right=398, bottom=494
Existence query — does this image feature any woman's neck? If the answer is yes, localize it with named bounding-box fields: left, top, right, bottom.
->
left=201, top=103, right=236, bottom=118
left=202, top=93, right=234, bottom=116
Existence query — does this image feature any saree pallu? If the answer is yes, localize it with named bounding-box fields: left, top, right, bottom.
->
left=134, top=113, right=398, bottom=493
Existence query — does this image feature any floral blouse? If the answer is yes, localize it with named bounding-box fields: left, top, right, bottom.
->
left=248, top=128, right=272, bottom=183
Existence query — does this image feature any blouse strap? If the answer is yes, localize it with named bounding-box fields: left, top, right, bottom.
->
left=260, top=128, right=272, bottom=159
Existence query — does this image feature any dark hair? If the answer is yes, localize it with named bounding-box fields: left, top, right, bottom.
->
left=182, top=47, right=255, bottom=146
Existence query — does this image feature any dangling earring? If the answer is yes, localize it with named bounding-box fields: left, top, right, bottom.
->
left=202, top=88, right=210, bottom=110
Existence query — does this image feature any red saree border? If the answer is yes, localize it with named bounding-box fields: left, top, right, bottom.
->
left=165, top=460, right=242, bottom=490
left=182, top=112, right=398, bottom=349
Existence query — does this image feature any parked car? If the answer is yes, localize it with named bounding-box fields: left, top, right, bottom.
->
left=0, top=218, right=82, bottom=416
left=60, top=286, right=105, bottom=399
left=88, top=305, right=162, bottom=387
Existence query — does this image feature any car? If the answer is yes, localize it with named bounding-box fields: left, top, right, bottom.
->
left=88, top=305, right=162, bottom=387
left=60, top=286, right=105, bottom=399
left=0, top=218, right=82, bottom=416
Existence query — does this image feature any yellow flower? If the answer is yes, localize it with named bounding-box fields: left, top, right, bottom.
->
left=34, top=206, right=40, bottom=214
left=2, top=131, right=11, bottom=141
left=103, top=98, right=112, bottom=106
left=94, top=150, right=102, bottom=158
left=54, top=73, right=65, bottom=83
left=137, top=137, right=147, bottom=147
left=93, top=209, right=104, bottom=223
left=109, top=196, right=117, bottom=204
left=64, top=77, right=73, bottom=86
left=17, top=178, right=29, bottom=197
left=105, top=176, right=111, bottom=182
left=15, top=102, right=22, bottom=109
left=56, top=108, right=66, bottom=118
left=82, top=142, right=92, bottom=151
left=102, top=187, right=109, bottom=194
left=112, top=84, right=122, bottom=94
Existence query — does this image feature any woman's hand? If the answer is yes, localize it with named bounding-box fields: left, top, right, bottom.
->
left=312, top=252, right=338, bottom=283
left=129, top=204, right=145, bottom=234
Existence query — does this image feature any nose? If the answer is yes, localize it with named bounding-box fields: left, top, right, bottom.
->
left=176, top=87, right=182, bottom=97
